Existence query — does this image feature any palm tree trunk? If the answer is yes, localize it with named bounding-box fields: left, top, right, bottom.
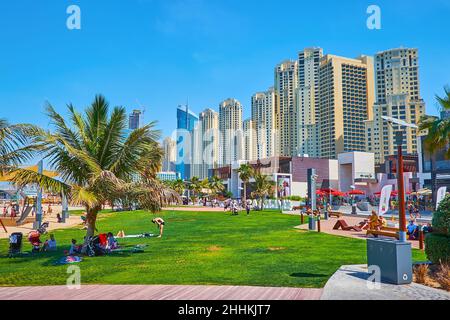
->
left=243, top=182, right=247, bottom=204
left=81, top=205, right=101, bottom=253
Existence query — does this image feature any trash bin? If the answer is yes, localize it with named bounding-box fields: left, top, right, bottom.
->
left=367, top=238, right=412, bottom=285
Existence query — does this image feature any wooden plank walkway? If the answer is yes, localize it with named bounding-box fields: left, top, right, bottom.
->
left=0, top=285, right=323, bottom=300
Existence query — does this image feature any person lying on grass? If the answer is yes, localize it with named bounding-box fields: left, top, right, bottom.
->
left=152, top=218, right=165, bottom=238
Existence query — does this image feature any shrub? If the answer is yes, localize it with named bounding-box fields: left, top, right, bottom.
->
left=425, top=195, right=450, bottom=264
left=413, top=264, right=429, bottom=284
left=435, top=262, right=450, bottom=291
left=425, top=233, right=450, bottom=264
left=432, top=194, right=450, bottom=235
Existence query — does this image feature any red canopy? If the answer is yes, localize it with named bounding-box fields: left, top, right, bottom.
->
left=331, top=191, right=346, bottom=197
left=348, top=189, right=365, bottom=195
left=319, top=188, right=337, bottom=194
left=316, top=190, right=325, bottom=196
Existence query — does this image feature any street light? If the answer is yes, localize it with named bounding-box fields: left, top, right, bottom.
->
left=381, top=116, right=418, bottom=243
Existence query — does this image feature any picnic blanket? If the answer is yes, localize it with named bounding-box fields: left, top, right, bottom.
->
left=56, top=255, right=83, bottom=265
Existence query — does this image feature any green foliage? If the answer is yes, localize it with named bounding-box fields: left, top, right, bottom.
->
left=425, top=195, right=450, bottom=263
left=425, top=233, right=450, bottom=264
left=419, top=86, right=450, bottom=158
left=284, top=196, right=306, bottom=202
left=432, top=194, right=450, bottom=235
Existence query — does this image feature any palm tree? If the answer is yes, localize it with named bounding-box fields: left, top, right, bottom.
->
left=188, top=176, right=202, bottom=202
left=0, top=119, right=41, bottom=176
left=419, top=86, right=450, bottom=200
left=12, top=95, right=178, bottom=243
left=237, top=163, right=254, bottom=204
left=251, top=173, right=275, bottom=210
left=171, top=179, right=186, bottom=196
left=208, top=176, right=225, bottom=199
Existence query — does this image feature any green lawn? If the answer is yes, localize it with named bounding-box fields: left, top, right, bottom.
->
left=0, top=209, right=426, bottom=288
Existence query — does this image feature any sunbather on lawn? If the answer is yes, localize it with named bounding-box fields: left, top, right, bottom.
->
left=152, top=217, right=165, bottom=238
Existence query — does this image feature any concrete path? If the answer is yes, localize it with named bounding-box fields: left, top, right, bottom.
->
left=0, top=285, right=323, bottom=300
left=321, top=265, right=450, bottom=300
left=0, top=211, right=83, bottom=239
left=294, top=216, right=422, bottom=249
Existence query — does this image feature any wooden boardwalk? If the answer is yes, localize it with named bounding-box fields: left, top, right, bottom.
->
left=0, top=285, right=323, bottom=300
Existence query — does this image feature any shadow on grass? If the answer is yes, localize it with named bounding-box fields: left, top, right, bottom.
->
left=290, top=272, right=328, bottom=278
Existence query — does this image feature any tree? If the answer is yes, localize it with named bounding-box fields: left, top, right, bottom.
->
left=0, top=119, right=41, bottom=176
left=208, top=176, right=225, bottom=199
left=188, top=176, right=202, bottom=201
left=251, top=173, right=275, bottom=210
left=237, top=163, right=254, bottom=204
left=12, top=95, right=178, bottom=245
left=419, top=86, right=450, bottom=200
left=171, top=179, right=186, bottom=196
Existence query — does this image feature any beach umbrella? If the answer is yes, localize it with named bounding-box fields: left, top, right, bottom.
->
left=316, top=190, right=325, bottom=196
left=348, top=189, right=365, bottom=195
left=320, top=188, right=337, bottom=194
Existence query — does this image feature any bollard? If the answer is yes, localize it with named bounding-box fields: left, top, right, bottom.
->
left=317, top=216, right=321, bottom=233
left=301, top=213, right=304, bottom=225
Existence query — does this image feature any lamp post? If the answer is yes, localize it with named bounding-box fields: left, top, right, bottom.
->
left=395, top=131, right=407, bottom=242
left=382, top=116, right=418, bottom=243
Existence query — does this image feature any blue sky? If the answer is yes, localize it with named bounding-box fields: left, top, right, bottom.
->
left=0, top=0, right=449, bottom=141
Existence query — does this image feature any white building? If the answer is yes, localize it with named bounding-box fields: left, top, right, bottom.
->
left=251, top=87, right=277, bottom=159
left=296, top=47, right=323, bottom=158
left=219, top=98, right=244, bottom=166
left=365, top=48, right=425, bottom=164
left=162, top=137, right=176, bottom=172
left=243, top=119, right=257, bottom=161
left=275, top=60, right=298, bottom=156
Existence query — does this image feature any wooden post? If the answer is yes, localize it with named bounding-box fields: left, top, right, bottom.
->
left=419, top=229, right=424, bottom=250
left=301, top=213, right=304, bottom=225
left=317, top=216, right=321, bottom=233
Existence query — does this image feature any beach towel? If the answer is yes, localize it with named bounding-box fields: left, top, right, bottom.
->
left=55, top=255, right=83, bottom=265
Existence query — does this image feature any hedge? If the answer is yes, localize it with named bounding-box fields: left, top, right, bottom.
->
left=425, top=233, right=450, bottom=264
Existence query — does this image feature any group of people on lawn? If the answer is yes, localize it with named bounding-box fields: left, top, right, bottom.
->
left=30, top=215, right=166, bottom=256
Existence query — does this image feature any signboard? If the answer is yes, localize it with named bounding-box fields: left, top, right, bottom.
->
left=276, top=175, right=291, bottom=199
left=378, top=185, right=393, bottom=216
left=436, top=187, right=447, bottom=210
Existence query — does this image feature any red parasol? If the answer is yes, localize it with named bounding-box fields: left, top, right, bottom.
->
left=348, top=189, right=365, bottom=195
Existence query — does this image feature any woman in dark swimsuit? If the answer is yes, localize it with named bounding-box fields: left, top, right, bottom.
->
left=152, top=217, right=165, bottom=238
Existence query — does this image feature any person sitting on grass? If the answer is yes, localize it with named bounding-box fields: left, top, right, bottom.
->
left=407, top=220, right=419, bottom=240
left=69, top=239, right=82, bottom=255
left=152, top=217, right=165, bottom=238
left=43, top=234, right=57, bottom=251
left=107, top=232, right=118, bottom=250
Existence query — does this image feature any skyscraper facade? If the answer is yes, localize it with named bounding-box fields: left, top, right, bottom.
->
left=219, top=98, right=244, bottom=166
left=365, top=48, right=425, bottom=164
left=275, top=60, right=298, bottom=156
left=251, top=87, right=276, bottom=159
left=243, top=119, right=257, bottom=161
left=176, top=105, right=199, bottom=180
left=162, top=136, right=176, bottom=172
left=128, top=109, right=142, bottom=130
left=191, top=108, right=219, bottom=179
left=318, top=54, right=375, bottom=159
left=297, top=47, right=323, bottom=157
